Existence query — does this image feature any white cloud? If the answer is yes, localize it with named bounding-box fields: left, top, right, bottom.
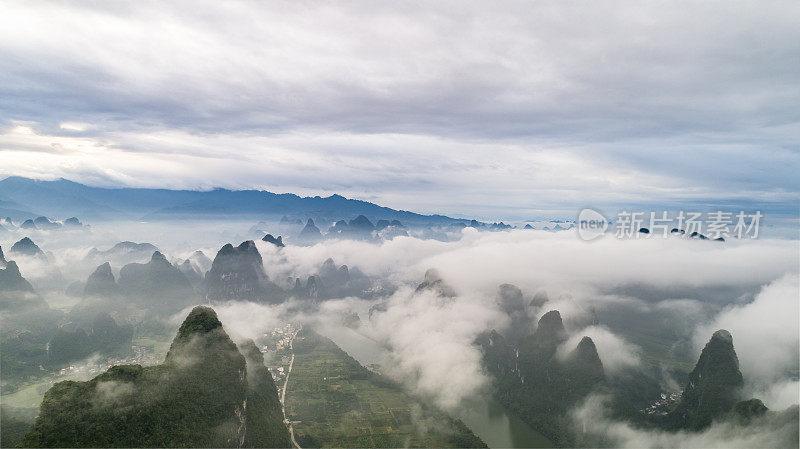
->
left=59, top=122, right=89, bottom=132
left=694, top=274, right=800, bottom=408
left=573, top=394, right=798, bottom=448
left=14, top=220, right=797, bottom=413
left=0, top=1, right=798, bottom=218
left=366, top=287, right=506, bottom=409
left=203, top=229, right=799, bottom=410
left=558, top=325, right=641, bottom=374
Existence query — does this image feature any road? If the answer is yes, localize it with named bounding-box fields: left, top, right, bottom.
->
left=281, top=353, right=294, bottom=405
left=280, top=326, right=301, bottom=449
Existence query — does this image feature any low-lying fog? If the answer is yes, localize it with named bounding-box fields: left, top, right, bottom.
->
left=2, top=219, right=797, bottom=447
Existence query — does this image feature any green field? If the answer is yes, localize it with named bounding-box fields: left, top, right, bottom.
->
left=612, top=326, right=695, bottom=374
left=2, top=379, right=55, bottom=409
left=131, top=334, right=173, bottom=360
left=285, top=330, right=485, bottom=448
left=2, top=332, right=172, bottom=420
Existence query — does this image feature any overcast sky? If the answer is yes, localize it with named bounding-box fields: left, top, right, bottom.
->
left=0, top=1, right=798, bottom=220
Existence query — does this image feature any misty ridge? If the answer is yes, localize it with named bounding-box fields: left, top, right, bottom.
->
left=0, top=176, right=470, bottom=225
left=0, top=0, right=800, bottom=449
left=1, top=179, right=798, bottom=448
left=0, top=1, right=799, bottom=447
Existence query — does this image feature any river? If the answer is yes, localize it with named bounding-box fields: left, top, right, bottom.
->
left=318, top=325, right=553, bottom=448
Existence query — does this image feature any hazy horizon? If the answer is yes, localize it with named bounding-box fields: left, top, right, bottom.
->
left=1, top=1, right=798, bottom=220
left=1, top=3, right=798, bottom=448
left=2, top=175, right=798, bottom=229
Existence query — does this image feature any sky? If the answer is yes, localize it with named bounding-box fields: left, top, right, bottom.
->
left=0, top=1, right=798, bottom=220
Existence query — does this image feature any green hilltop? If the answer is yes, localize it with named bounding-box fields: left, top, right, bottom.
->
left=20, top=306, right=290, bottom=448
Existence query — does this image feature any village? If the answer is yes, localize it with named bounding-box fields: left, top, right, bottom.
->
left=260, top=322, right=301, bottom=383
left=640, top=391, right=683, bottom=416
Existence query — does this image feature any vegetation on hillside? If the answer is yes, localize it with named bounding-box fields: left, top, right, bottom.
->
left=21, top=306, right=290, bottom=448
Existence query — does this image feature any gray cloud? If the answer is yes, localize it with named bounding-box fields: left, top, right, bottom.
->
left=2, top=1, right=798, bottom=137
left=0, top=0, right=798, bottom=219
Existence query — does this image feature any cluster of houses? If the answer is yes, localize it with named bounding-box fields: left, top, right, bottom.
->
left=640, top=391, right=682, bottom=416
left=262, top=323, right=300, bottom=382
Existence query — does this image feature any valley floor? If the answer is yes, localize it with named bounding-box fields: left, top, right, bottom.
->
left=284, top=329, right=484, bottom=448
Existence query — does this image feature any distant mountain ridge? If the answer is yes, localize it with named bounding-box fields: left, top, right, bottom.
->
left=0, top=176, right=469, bottom=224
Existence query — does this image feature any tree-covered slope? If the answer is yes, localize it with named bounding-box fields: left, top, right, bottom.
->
left=239, top=339, right=292, bottom=448
left=46, top=312, right=133, bottom=366
left=21, top=306, right=290, bottom=448
left=478, top=310, right=604, bottom=446
left=205, top=241, right=284, bottom=303
left=663, top=329, right=744, bottom=430
left=0, top=261, right=62, bottom=383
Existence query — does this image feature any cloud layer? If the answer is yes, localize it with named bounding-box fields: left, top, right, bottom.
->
left=177, top=228, right=798, bottom=410
left=694, top=274, right=800, bottom=409
left=1, top=1, right=799, bottom=219
left=574, top=394, right=798, bottom=448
